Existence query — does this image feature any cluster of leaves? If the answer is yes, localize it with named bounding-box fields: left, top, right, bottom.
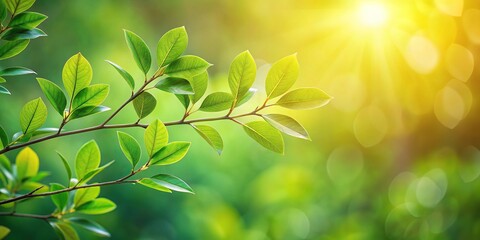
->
left=0, top=0, right=47, bottom=95
left=0, top=22, right=331, bottom=239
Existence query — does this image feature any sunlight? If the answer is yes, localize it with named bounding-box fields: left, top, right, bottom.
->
left=358, top=2, right=389, bottom=27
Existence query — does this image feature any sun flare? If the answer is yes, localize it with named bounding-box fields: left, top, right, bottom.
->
left=358, top=2, right=389, bottom=27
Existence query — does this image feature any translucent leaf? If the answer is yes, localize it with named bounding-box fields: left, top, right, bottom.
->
left=199, top=92, right=234, bottom=112
left=192, top=124, right=223, bottom=155
left=72, top=84, right=109, bottom=111
left=57, top=152, right=71, bottom=182
left=157, top=26, right=188, bottom=67
left=62, top=53, right=92, bottom=98
left=276, top=88, right=332, bottom=110
left=5, top=0, right=35, bottom=14
left=124, top=30, right=151, bottom=74
left=9, top=11, right=47, bottom=29
left=75, top=140, right=100, bottom=181
left=20, top=97, right=47, bottom=134
left=50, top=183, right=68, bottom=211
left=117, top=131, right=141, bottom=168
left=228, top=50, right=256, bottom=101
left=155, top=77, right=194, bottom=95
left=262, top=114, right=310, bottom=140
left=76, top=198, right=116, bottom=215
left=189, top=71, right=208, bottom=104
left=15, top=147, right=38, bottom=181
left=265, top=54, right=299, bottom=99
left=37, top=78, right=66, bottom=116
left=445, top=44, right=474, bottom=82
left=0, top=39, right=29, bottom=60
left=132, top=91, right=156, bottom=119
left=50, top=221, right=80, bottom=240
left=68, top=105, right=110, bottom=120
left=236, top=88, right=256, bottom=107
left=151, top=141, right=190, bottom=166
left=0, top=66, right=35, bottom=76
left=73, top=186, right=100, bottom=208
left=138, top=178, right=171, bottom=193
left=68, top=217, right=110, bottom=238
left=1, top=28, right=46, bottom=40
left=164, top=55, right=211, bottom=79
left=106, top=60, right=135, bottom=90
left=243, top=121, right=284, bottom=154
left=144, top=119, right=168, bottom=157
left=139, top=174, right=194, bottom=194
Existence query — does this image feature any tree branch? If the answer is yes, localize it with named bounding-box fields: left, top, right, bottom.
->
left=0, top=211, right=54, bottom=220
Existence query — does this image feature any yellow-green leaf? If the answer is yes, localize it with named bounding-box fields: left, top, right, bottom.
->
left=0, top=39, right=29, bottom=60
left=132, top=91, right=156, bottom=119
left=164, top=55, right=211, bottom=79
left=75, top=140, right=100, bottom=181
left=19, top=97, right=47, bottom=134
left=76, top=198, right=116, bottom=215
left=50, top=183, right=68, bottom=211
left=74, top=186, right=100, bottom=208
left=243, top=121, right=284, bottom=154
left=15, top=147, right=39, bottom=181
left=276, top=88, right=332, bottom=110
left=228, top=50, right=256, bottom=101
left=192, top=124, right=223, bottom=155
left=62, top=53, right=92, bottom=98
left=5, top=0, right=35, bottom=14
left=265, top=54, right=299, bottom=99
left=262, top=114, right=310, bottom=140
left=144, top=119, right=168, bottom=157
left=124, top=30, right=151, bottom=74
left=117, top=131, right=141, bottom=168
left=72, top=84, right=109, bottom=110
left=199, top=92, right=234, bottom=112
left=151, top=141, right=190, bottom=166
left=0, top=225, right=10, bottom=239
left=157, top=26, right=188, bottom=67
left=37, top=78, right=66, bottom=116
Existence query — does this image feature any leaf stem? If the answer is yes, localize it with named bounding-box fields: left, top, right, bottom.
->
left=0, top=211, right=54, bottom=220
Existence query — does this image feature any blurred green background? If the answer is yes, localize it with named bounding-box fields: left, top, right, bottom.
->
left=1, top=0, right=480, bottom=239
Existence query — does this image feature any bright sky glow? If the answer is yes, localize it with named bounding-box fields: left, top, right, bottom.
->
left=358, top=3, right=389, bottom=27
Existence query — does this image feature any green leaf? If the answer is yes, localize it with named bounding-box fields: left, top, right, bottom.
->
left=75, top=140, right=100, bottom=181
left=73, top=186, right=99, bottom=208
left=9, top=12, right=47, bottom=29
left=151, top=142, right=190, bottom=166
left=189, top=71, right=208, bottom=104
left=68, top=217, right=110, bottom=238
left=157, top=26, right=188, bottom=67
left=0, top=66, right=35, bottom=76
left=105, top=60, right=135, bottom=90
left=1, top=28, right=46, bottom=40
left=37, top=78, right=66, bottom=116
left=0, top=225, right=10, bottom=239
left=0, top=85, right=10, bottom=95
left=12, top=128, right=59, bottom=141
left=77, top=160, right=113, bottom=186
left=192, top=125, right=223, bottom=155
left=132, top=91, right=156, bottom=119
left=19, top=97, right=47, bottom=134
left=57, top=152, right=71, bottom=182
left=276, top=88, right=332, bottom=110
left=149, top=174, right=194, bottom=194
left=0, top=77, right=5, bottom=83
left=50, top=221, right=80, bottom=240
left=265, top=54, right=299, bottom=99
left=5, top=0, right=35, bottom=14
left=155, top=77, right=194, bottom=95
left=262, top=114, right=310, bottom=140
left=138, top=178, right=171, bottom=193
left=68, top=106, right=110, bottom=120
left=164, top=55, right=211, bottom=79
left=62, top=53, right=92, bottom=98
left=124, top=30, right=151, bottom=74
left=72, top=84, right=109, bottom=110
left=76, top=198, right=116, bottom=215
left=0, top=39, right=29, bottom=60
left=175, top=94, right=190, bottom=110
left=199, top=92, right=233, bottom=112
left=50, top=183, right=68, bottom=211
left=117, top=131, right=141, bottom=168
left=243, top=121, right=284, bottom=154
left=15, top=147, right=39, bottom=181
left=144, top=119, right=168, bottom=157
left=236, top=88, right=256, bottom=107
left=0, top=125, right=8, bottom=148
left=228, top=50, right=256, bottom=102
left=0, top=1, right=7, bottom=22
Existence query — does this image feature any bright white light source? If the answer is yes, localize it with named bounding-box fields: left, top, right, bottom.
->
left=358, top=3, right=389, bottom=27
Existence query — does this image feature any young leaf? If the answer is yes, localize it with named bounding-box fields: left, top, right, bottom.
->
left=15, top=147, right=39, bottom=181
left=1, top=28, right=46, bottom=40
left=5, top=0, right=35, bottom=14
left=164, top=55, right=211, bottom=79
left=105, top=60, right=135, bottom=90
left=189, top=71, right=208, bottom=104
left=132, top=91, right=156, bottom=119
left=76, top=198, right=116, bottom=215
left=13, top=128, right=59, bottom=140
left=9, top=12, right=47, bottom=29
left=243, top=121, right=284, bottom=154
left=192, top=125, right=223, bottom=155
left=56, top=152, right=71, bottom=182
left=75, top=140, right=100, bottom=181
left=50, top=221, right=80, bottom=240
left=228, top=51, right=256, bottom=102
left=0, top=39, right=29, bottom=60
left=77, top=161, right=114, bottom=186
left=0, top=66, right=35, bottom=76
left=151, top=174, right=194, bottom=193
left=236, top=88, right=256, bottom=107
left=276, top=88, right=332, bottom=110
left=150, top=141, right=190, bottom=166
left=50, top=183, right=68, bottom=211
left=175, top=94, right=190, bottom=110
left=138, top=178, right=171, bottom=193
left=157, top=26, right=188, bottom=67
left=37, top=78, right=67, bottom=116
left=62, top=53, right=92, bottom=98
left=0, top=85, right=10, bottom=95
left=0, top=225, right=10, bottom=239
left=265, top=54, right=299, bottom=99
left=0, top=125, right=8, bottom=148
left=262, top=114, right=310, bottom=140
left=117, top=131, right=141, bottom=168
left=0, top=77, right=5, bottom=83
left=144, top=119, right=168, bottom=157
left=68, top=106, right=110, bottom=120
left=124, top=30, right=151, bottom=74
left=71, top=84, right=109, bottom=110
left=68, top=217, right=110, bottom=238
left=155, top=77, right=194, bottom=95
left=20, top=97, right=47, bottom=134
left=73, top=186, right=100, bottom=208
left=199, top=92, right=234, bottom=112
